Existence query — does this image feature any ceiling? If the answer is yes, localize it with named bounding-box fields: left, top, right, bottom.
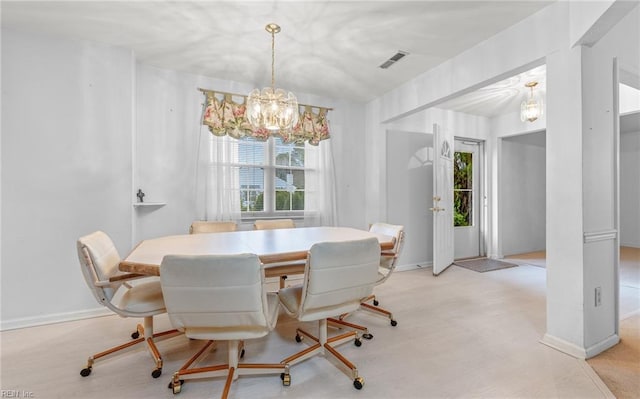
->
left=1, top=1, right=554, bottom=105
left=438, top=64, right=546, bottom=117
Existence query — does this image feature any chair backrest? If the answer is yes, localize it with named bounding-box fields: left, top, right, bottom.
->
left=160, top=253, right=271, bottom=339
left=189, top=220, right=238, bottom=234
left=369, top=222, right=405, bottom=255
left=298, top=238, right=381, bottom=321
left=253, top=219, right=295, bottom=230
left=77, top=231, right=122, bottom=304
left=369, top=222, right=404, bottom=276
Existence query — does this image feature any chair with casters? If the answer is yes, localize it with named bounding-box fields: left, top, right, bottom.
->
left=77, top=231, right=179, bottom=378
left=189, top=220, right=238, bottom=234
left=360, top=222, right=405, bottom=326
left=278, top=237, right=381, bottom=390
left=253, top=219, right=295, bottom=230
left=253, top=218, right=300, bottom=288
left=160, top=253, right=290, bottom=398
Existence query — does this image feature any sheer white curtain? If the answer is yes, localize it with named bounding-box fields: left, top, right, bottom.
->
left=195, top=130, right=241, bottom=222
left=304, top=139, right=337, bottom=226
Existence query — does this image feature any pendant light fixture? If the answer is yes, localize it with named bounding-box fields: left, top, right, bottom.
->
left=246, top=23, right=299, bottom=133
left=520, top=81, right=543, bottom=122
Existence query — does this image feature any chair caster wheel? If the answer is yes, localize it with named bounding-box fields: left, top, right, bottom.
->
left=373, top=299, right=379, bottom=306
left=390, top=319, right=398, bottom=327
left=151, top=368, right=162, bottom=378
left=168, top=380, right=184, bottom=389
left=295, top=334, right=302, bottom=343
left=362, top=333, right=373, bottom=340
left=354, top=338, right=362, bottom=347
left=353, top=377, right=364, bottom=389
left=281, top=372, right=291, bottom=386
left=131, top=331, right=140, bottom=339
left=170, top=380, right=183, bottom=394
left=80, top=367, right=92, bottom=377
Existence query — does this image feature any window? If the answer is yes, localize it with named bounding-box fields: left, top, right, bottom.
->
left=237, top=136, right=314, bottom=217
left=454, top=151, right=473, bottom=226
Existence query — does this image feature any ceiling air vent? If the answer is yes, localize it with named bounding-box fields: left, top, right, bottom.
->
left=379, top=50, right=409, bottom=69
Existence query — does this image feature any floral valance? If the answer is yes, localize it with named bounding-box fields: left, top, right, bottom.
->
left=200, top=89, right=331, bottom=146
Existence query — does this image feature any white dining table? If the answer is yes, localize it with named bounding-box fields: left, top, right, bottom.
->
left=119, top=226, right=394, bottom=278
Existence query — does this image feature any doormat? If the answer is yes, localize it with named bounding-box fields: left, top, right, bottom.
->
left=454, top=258, right=518, bottom=273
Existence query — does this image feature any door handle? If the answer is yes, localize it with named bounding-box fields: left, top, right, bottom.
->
left=430, top=207, right=445, bottom=212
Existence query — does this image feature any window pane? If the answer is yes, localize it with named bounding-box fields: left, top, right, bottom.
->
left=240, top=166, right=264, bottom=211
left=454, top=151, right=473, bottom=227
left=275, top=169, right=304, bottom=190
left=292, top=147, right=305, bottom=166
left=274, top=137, right=305, bottom=167
left=454, top=152, right=472, bottom=189
left=454, top=191, right=472, bottom=227
left=274, top=168, right=305, bottom=211
left=238, top=137, right=265, bottom=165
left=275, top=190, right=305, bottom=211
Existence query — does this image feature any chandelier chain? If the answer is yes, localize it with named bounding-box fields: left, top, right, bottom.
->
left=271, top=29, right=275, bottom=89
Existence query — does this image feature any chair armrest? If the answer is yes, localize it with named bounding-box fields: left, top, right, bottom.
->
left=109, top=273, right=147, bottom=283
left=118, top=261, right=160, bottom=276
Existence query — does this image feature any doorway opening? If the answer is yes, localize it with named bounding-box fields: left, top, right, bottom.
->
left=500, top=131, right=547, bottom=267
left=454, top=138, right=485, bottom=260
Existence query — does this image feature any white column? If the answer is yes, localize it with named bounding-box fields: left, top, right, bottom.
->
left=542, top=45, right=588, bottom=357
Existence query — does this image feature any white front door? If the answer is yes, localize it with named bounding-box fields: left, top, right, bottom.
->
left=432, top=123, right=454, bottom=275
left=454, top=139, right=482, bottom=259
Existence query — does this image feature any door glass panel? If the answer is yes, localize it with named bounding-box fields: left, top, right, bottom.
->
left=454, top=151, right=472, bottom=226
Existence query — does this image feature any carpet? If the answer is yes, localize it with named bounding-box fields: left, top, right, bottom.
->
left=587, top=314, right=640, bottom=399
left=454, top=258, right=518, bottom=273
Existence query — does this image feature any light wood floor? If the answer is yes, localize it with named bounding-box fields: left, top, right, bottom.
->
left=2, top=262, right=630, bottom=399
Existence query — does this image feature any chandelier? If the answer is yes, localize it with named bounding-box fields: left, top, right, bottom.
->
left=246, top=23, right=299, bottom=133
left=520, top=81, right=543, bottom=122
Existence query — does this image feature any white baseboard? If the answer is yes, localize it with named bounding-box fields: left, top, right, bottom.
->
left=585, top=334, right=620, bottom=358
left=396, top=260, right=432, bottom=273
left=1, top=307, right=111, bottom=331
left=540, top=333, right=588, bottom=358
left=540, top=333, right=620, bottom=359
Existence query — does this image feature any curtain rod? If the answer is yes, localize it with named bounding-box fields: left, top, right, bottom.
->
left=197, top=88, right=333, bottom=111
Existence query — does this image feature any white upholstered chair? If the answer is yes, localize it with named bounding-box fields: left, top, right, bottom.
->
left=189, top=220, right=238, bottom=234
left=359, top=222, right=405, bottom=326
left=278, top=238, right=380, bottom=390
left=253, top=218, right=300, bottom=288
left=77, top=231, right=178, bottom=378
left=160, top=253, right=289, bottom=397
left=253, top=219, right=295, bottom=230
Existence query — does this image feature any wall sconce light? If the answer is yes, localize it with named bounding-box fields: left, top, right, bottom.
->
left=520, top=81, right=543, bottom=122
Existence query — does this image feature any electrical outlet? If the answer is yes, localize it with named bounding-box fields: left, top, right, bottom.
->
left=595, top=287, right=602, bottom=307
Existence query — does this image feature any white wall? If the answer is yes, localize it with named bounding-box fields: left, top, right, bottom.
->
left=365, top=1, right=638, bottom=358
left=134, top=64, right=369, bottom=242
left=1, top=28, right=369, bottom=329
left=501, top=132, right=546, bottom=256
left=620, top=129, right=640, bottom=247
left=1, top=30, right=134, bottom=328
left=386, top=130, right=433, bottom=269
left=382, top=108, right=490, bottom=268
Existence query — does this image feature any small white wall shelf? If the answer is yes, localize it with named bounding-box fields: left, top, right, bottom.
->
left=133, top=202, right=166, bottom=208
